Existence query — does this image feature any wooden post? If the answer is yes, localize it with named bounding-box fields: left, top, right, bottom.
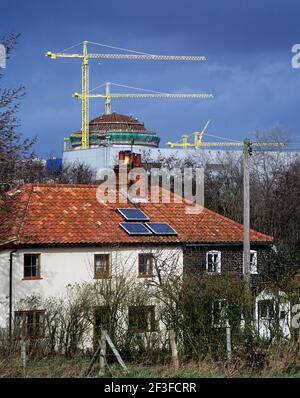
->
left=105, top=333, right=128, bottom=373
left=85, top=331, right=127, bottom=377
left=170, top=329, right=179, bottom=372
left=99, top=330, right=107, bottom=376
left=225, top=321, right=232, bottom=361
left=243, top=138, right=251, bottom=284
left=243, top=139, right=254, bottom=347
left=20, top=338, right=26, bottom=378
left=85, top=345, right=101, bottom=376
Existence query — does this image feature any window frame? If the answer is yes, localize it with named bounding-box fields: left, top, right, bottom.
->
left=250, top=250, right=258, bottom=274
left=14, top=310, right=45, bottom=339
left=23, top=254, right=41, bottom=280
left=258, top=299, right=275, bottom=320
left=128, top=305, right=156, bottom=333
left=206, top=250, right=221, bottom=274
left=94, top=254, right=111, bottom=279
left=138, top=254, right=154, bottom=278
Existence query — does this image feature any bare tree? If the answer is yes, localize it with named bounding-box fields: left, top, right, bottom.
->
left=0, top=33, right=37, bottom=192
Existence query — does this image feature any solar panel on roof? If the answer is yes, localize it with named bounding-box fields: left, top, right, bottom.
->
left=117, top=208, right=150, bottom=221
left=120, top=223, right=153, bottom=235
left=146, top=223, right=177, bottom=235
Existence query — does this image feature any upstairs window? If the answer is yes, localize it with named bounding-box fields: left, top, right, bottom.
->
left=14, top=310, right=45, bottom=338
left=129, top=306, right=156, bottom=333
left=250, top=250, right=258, bottom=274
left=206, top=251, right=221, bottom=274
left=138, top=254, right=154, bottom=278
left=23, top=254, right=41, bottom=279
left=94, top=254, right=111, bottom=279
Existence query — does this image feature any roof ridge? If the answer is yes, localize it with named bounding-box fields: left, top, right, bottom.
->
left=25, top=183, right=99, bottom=189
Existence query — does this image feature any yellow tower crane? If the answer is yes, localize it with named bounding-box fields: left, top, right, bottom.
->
left=167, top=120, right=211, bottom=149
left=73, top=81, right=214, bottom=116
left=46, top=40, right=211, bottom=149
left=167, top=121, right=284, bottom=151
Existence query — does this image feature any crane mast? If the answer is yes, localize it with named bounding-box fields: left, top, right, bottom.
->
left=46, top=41, right=209, bottom=149
left=82, top=41, right=89, bottom=148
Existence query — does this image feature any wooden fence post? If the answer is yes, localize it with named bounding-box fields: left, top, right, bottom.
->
left=170, top=329, right=179, bottom=372
left=99, top=330, right=107, bottom=376
left=105, top=333, right=128, bottom=374
left=226, top=321, right=232, bottom=361
left=20, top=338, right=26, bottom=378
left=85, top=330, right=127, bottom=377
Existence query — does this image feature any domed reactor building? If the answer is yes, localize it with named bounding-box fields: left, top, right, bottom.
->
left=63, top=112, right=162, bottom=169
left=69, top=113, right=160, bottom=149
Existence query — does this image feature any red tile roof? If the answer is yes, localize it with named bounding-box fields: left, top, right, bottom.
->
left=90, top=112, right=148, bottom=132
left=0, top=184, right=273, bottom=247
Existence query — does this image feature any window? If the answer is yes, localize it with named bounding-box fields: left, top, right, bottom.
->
left=129, top=306, right=156, bottom=332
left=14, top=310, right=45, bottom=338
left=23, top=254, right=41, bottom=279
left=250, top=250, right=258, bottom=274
left=206, top=251, right=221, bottom=274
left=258, top=300, right=275, bottom=320
left=94, top=254, right=111, bottom=279
left=138, top=254, right=154, bottom=278
left=94, top=306, right=111, bottom=340
left=211, top=299, right=227, bottom=328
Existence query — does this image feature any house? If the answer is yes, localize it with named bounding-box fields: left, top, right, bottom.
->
left=0, top=183, right=280, bottom=342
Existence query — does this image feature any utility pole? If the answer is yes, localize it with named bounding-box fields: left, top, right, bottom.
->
left=243, top=138, right=252, bottom=284
left=168, top=127, right=282, bottom=280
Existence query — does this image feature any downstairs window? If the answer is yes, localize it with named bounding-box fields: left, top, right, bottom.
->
left=14, top=310, right=45, bottom=338
left=129, top=306, right=156, bottom=332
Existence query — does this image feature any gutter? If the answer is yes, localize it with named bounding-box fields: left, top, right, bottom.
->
left=185, top=242, right=273, bottom=248
left=9, top=246, right=18, bottom=337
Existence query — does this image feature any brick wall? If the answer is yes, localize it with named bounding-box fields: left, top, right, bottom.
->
left=183, top=244, right=271, bottom=284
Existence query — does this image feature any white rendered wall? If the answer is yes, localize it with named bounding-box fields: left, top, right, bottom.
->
left=0, top=246, right=183, bottom=329
left=0, top=250, right=10, bottom=328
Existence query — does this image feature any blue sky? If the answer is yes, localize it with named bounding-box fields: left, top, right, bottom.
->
left=1, top=0, right=300, bottom=157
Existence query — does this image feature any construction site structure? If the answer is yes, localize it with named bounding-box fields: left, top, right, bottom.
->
left=46, top=41, right=212, bottom=150
left=166, top=121, right=283, bottom=151
left=65, top=112, right=160, bottom=151
left=73, top=81, right=213, bottom=117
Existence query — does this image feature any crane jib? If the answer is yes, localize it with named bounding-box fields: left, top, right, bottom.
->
left=88, top=54, right=207, bottom=61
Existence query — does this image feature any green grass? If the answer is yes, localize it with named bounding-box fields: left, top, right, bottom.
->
left=0, top=357, right=299, bottom=378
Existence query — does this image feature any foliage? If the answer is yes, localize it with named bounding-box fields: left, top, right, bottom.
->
left=0, top=33, right=38, bottom=192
